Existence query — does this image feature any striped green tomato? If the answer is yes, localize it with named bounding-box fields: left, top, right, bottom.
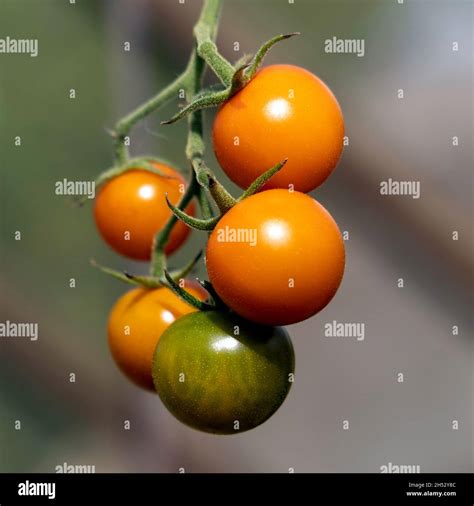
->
left=152, top=311, right=295, bottom=434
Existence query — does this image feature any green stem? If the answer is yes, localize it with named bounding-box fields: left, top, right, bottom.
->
left=112, top=0, right=227, bottom=165
left=150, top=175, right=199, bottom=277
left=160, top=32, right=301, bottom=127
left=114, top=72, right=187, bottom=164
left=207, top=173, right=236, bottom=212
left=91, top=260, right=161, bottom=288
left=198, top=185, right=214, bottom=220
left=91, top=0, right=229, bottom=289
left=149, top=0, right=223, bottom=277
left=245, top=32, right=300, bottom=81
left=236, top=158, right=288, bottom=201
left=166, top=197, right=220, bottom=231
left=162, top=87, right=229, bottom=126
left=193, top=0, right=233, bottom=86
left=195, top=39, right=234, bottom=86
left=164, top=270, right=215, bottom=311
left=168, top=250, right=203, bottom=283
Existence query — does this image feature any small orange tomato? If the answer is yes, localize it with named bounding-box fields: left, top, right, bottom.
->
left=206, top=189, right=345, bottom=326
left=212, top=64, right=344, bottom=193
left=107, top=281, right=208, bottom=391
left=94, top=164, right=194, bottom=260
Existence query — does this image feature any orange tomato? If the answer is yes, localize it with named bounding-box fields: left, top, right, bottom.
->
left=107, top=281, right=208, bottom=391
left=206, top=189, right=345, bottom=326
left=212, top=64, right=344, bottom=193
left=94, top=164, right=194, bottom=260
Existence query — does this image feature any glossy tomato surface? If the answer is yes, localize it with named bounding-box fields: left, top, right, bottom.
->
left=212, top=64, right=344, bottom=193
left=206, top=189, right=345, bottom=326
left=94, top=165, right=194, bottom=260
left=153, top=311, right=295, bottom=434
left=108, top=281, right=207, bottom=391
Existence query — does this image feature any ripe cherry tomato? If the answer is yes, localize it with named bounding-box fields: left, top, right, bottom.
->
left=212, top=64, right=344, bottom=193
left=94, top=164, right=195, bottom=260
left=153, top=311, right=294, bottom=434
left=206, top=189, right=345, bottom=326
left=108, top=281, right=207, bottom=391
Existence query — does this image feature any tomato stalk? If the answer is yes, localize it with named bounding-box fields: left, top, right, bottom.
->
left=90, top=259, right=161, bottom=288
left=164, top=270, right=216, bottom=312
left=207, top=174, right=236, bottom=212
left=113, top=74, right=187, bottom=164
left=244, top=33, right=300, bottom=83
left=91, top=250, right=203, bottom=289
left=193, top=32, right=234, bottom=87
left=236, top=158, right=288, bottom=202
left=91, top=0, right=226, bottom=289
left=161, top=33, right=300, bottom=126
left=164, top=159, right=288, bottom=232
left=197, top=183, right=215, bottom=221
left=165, top=197, right=220, bottom=231
left=162, top=271, right=228, bottom=312
left=112, top=0, right=229, bottom=166
left=149, top=0, right=227, bottom=278
left=89, top=0, right=297, bottom=291
left=149, top=175, right=199, bottom=278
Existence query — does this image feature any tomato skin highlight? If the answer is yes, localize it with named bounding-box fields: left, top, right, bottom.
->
left=107, top=281, right=207, bottom=391
left=212, top=64, right=344, bottom=193
left=153, top=311, right=295, bottom=434
left=205, top=189, right=345, bottom=326
left=94, top=165, right=195, bottom=261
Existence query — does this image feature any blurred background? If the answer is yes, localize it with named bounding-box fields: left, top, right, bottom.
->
left=0, top=0, right=472, bottom=473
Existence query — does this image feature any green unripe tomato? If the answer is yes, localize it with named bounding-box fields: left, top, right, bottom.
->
left=152, top=311, right=295, bottom=435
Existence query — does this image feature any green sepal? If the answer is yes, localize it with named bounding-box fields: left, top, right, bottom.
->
left=167, top=250, right=203, bottom=283
left=196, top=279, right=229, bottom=311
left=161, top=88, right=229, bottom=125
left=245, top=32, right=300, bottom=81
left=233, top=53, right=253, bottom=70
left=207, top=173, right=236, bottom=212
left=159, top=33, right=300, bottom=126
left=166, top=194, right=221, bottom=231
left=237, top=158, right=288, bottom=201
left=90, top=259, right=162, bottom=289
left=163, top=270, right=215, bottom=311
left=229, top=63, right=251, bottom=97
left=149, top=174, right=198, bottom=277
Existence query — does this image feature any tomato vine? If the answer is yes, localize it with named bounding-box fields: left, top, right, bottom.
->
left=88, top=0, right=297, bottom=297
left=88, top=0, right=346, bottom=433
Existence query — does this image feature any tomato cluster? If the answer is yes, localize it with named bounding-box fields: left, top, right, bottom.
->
left=93, top=40, right=344, bottom=433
